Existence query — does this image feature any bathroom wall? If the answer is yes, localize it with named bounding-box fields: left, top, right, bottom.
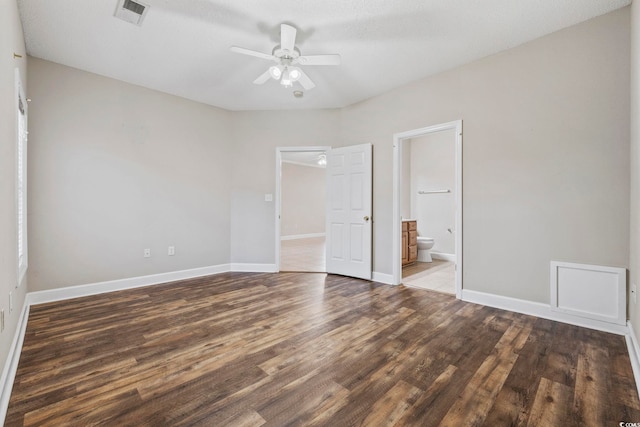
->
left=281, top=162, right=326, bottom=238
left=410, top=130, right=457, bottom=255
left=401, top=140, right=412, bottom=219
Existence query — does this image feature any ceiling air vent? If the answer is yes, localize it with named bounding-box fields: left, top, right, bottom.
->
left=114, top=0, right=149, bottom=26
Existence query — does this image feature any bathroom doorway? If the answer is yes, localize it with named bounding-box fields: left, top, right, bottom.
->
left=392, top=121, right=463, bottom=297
left=275, top=147, right=329, bottom=272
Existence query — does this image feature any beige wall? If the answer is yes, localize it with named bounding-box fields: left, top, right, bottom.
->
left=27, top=58, right=233, bottom=291
left=281, top=162, right=325, bottom=237
left=25, top=62, right=341, bottom=280
left=0, top=0, right=28, bottom=397
left=630, top=1, right=640, bottom=342
left=340, top=7, right=630, bottom=303
left=229, top=110, right=339, bottom=264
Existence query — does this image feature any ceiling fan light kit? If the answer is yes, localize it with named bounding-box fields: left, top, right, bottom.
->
left=269, top=65, right=282, bottom=79
left=230, top=23, right=341, bottom=91
left=267, top=65, right=302, bottom=87
left=280, top=70, right=293, bottom=87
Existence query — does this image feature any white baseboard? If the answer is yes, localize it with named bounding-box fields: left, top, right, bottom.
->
left=626, top=321, right=640, bottom=400
left=372, top=271, right=394, bottom=285
left=431, top=252, right=456, bottom=262
left=0, top=299, right=30, bottom=426
left=28, top=264, right=232, bottom=306
left=27, top=263, right=282, bottom=306
left=461, top=289, right=629, bottom=336
left=280, top=233, right=326, bottom=241
left=230, top=263, right=278, bottom=273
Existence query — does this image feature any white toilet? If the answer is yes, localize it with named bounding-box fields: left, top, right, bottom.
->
left=417, top=236, right=435, bottom=262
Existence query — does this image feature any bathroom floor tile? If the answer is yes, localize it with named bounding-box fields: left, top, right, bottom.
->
left=403, top=260, right=455, bottom=294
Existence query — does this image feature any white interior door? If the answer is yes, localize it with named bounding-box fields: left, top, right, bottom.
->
left=325, top=143, right=372, bottom=280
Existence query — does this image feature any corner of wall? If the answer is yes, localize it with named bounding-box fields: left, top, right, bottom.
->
left=629, top=0, right=640, bottom=347
left=0, top=0, right=29, bottom=422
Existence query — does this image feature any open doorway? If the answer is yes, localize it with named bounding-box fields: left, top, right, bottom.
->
left=392, top=121, right=463, bottom=298
left=275, top=147, right=329, bottom=272
left=400, top=129, right=457, bottom=294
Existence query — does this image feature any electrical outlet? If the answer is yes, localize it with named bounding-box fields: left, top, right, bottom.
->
left=9, top=291, right=13, bottom=313
left=633, top=283, right=637, bottom=304
left=168, top=246, right=175, bottom=256
left=144, top=248, right=151, bottom=258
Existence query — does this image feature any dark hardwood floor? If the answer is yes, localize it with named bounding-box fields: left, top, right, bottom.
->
left=5, top=272, right=640, bottom=426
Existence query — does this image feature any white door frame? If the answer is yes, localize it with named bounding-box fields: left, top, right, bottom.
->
left=275, top=146, right=331, bottom=271
left=392, top=120, right=463, bottom=298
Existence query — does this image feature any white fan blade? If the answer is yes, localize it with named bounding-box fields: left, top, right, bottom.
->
left=230, top=46, right=274, bottom=61
left=253, top=69, right=272, bottom=85
left=297, top=69, right=316, bottom=90
left=280, top=24, right=297, bottom=53
left=298, top=54, right=341, bottom=66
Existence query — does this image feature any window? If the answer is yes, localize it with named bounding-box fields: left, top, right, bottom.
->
left=16, top=69, right=27, bottom=286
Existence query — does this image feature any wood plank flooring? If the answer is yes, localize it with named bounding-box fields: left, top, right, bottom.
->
left=280, top=237, right=325, bottom=272
left=5, top=272, right=640, bottom=426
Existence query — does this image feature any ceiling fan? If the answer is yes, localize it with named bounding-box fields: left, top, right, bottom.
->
left=230, top=23, right=341, bottom=91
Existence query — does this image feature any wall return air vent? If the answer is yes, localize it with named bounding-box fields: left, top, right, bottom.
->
left=114, top=0, right=149, bottom=26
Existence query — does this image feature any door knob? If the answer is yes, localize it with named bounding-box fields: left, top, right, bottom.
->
left=364, top=216, right=370, bottom=222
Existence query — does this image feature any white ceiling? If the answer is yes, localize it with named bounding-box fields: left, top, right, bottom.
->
left=18, top=0, right=630, bottom=111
